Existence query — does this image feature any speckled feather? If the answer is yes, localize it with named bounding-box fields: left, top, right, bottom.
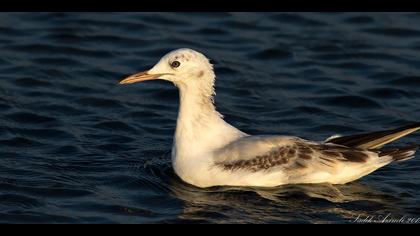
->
left=215, top=138, right=372, bottom=173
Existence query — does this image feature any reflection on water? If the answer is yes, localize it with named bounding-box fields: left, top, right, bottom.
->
left=168, top=175, right=401, bottom=223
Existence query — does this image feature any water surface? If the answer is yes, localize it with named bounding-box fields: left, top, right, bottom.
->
left=1, top=12, right=420, bottom=223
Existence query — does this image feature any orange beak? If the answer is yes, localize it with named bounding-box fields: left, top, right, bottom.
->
left=119, top=71, right=170, bottom=85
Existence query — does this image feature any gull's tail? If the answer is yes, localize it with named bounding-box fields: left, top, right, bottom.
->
left=326, top=122, right=420, bottom=150
left=378, top=145, right=418, bottom=162
left=326, top=122, right=420, bottom=162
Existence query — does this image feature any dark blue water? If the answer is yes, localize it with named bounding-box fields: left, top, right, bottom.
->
left=1, top=12, right=420, bottom=223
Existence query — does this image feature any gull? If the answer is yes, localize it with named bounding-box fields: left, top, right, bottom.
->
left=119, top=48, right=419, bottom=188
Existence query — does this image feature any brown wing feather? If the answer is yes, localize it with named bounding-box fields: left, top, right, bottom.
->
left=217, top=141, right=371, bottom=172
left=326, top=122, right=420, bottom=149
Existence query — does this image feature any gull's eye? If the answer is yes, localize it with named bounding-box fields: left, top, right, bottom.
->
left=171, top=60, right=181, bottom=68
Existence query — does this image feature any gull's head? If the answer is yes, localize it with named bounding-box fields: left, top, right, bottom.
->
left=120, top=48, right=216, bottom=93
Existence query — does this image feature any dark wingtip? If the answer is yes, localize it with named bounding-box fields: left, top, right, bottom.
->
left=326, top=122, right=420, bottom=149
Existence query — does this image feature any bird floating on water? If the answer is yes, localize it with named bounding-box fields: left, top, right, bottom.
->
left=119, top=48, right=419, bottom=188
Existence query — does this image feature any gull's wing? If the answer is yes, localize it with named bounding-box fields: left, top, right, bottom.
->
left=213, top=136, right=372, bottom=173
left=325, top=122, right=420, bottom=149
left=212, top=135, right=417, bottom=179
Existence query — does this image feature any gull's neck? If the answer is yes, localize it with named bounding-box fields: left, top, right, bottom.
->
left=172, top=79, right=246, bottom=162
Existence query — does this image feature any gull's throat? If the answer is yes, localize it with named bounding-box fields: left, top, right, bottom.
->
left=172, top=77, right=244, bottom=162
left=176, top=82, right=220, bottom=133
